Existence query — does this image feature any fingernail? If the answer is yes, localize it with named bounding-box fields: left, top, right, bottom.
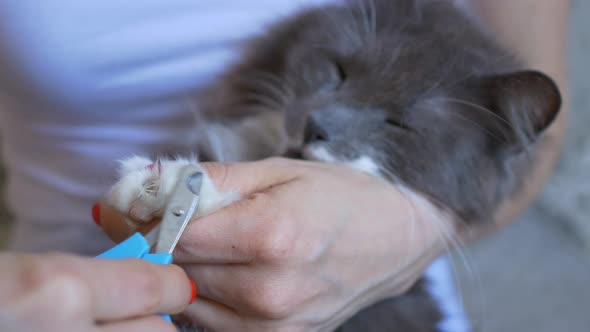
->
left=189, top=279, right=197, bottom=304
left=92, top=203, right=101, bottom=225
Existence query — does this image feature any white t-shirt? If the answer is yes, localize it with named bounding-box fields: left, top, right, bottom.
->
left=0, top=0, right=339, bottom=253
left=0, top=1, right=469, bottom=330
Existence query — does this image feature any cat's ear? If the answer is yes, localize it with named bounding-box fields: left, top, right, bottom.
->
left=480, top=70, right=562, bottom=145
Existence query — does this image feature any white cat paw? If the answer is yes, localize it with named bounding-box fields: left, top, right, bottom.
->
left=106, top=156, right=241, bottom=226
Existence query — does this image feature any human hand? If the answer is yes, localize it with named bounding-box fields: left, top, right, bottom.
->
left=0, top=252, right=195, bottom=332
left=97, top=157, right=451, bottom=331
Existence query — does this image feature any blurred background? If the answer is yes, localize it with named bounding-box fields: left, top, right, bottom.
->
left=1, top=1, right=589, bottom=331
left=456, top=1, right=590, bottom=331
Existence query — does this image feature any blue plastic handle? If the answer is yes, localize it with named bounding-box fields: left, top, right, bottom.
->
left=96, top=233, right=173, bottom=322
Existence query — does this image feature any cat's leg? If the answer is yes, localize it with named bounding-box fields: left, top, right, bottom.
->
left=105, top=156, right=241, bottom=228
left=196, top=111, right=288, bottom=162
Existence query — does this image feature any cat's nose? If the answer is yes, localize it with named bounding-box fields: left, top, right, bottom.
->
left=304, top=115, right=329, bottom=143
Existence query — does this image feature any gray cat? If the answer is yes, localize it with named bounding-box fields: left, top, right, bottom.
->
left=180, top=0, right=562, bottom=330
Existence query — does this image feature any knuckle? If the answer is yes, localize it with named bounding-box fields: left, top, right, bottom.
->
left=17, top=255, right=47, bottom=292
left=243, top=283, right=296, bottom=320
left=254, top=234, right=292, bottom=263
left=245, top=193, right=297, bottom=263
left=21, top=256, right=91, bottom=318
left=47, top=274, right=91, bottom=318
left=19, top=254, right=71, bottom=290
left=253, top=220, right=296, bottom=263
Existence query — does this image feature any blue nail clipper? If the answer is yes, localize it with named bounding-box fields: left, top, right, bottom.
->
left=96, top=165, right=203, bottom=322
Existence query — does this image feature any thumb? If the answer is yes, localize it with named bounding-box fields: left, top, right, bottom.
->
left=199, top=157, right=301, bottom=196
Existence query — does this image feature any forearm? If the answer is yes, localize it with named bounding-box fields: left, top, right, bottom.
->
left=463, top=0, right=570, bottom=238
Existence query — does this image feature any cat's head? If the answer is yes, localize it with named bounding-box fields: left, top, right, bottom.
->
left=291, top=67, right=561, bottom=222
left=214, top=0, right=562, bottom=222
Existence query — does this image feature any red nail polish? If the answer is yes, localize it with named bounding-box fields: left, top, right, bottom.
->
left=92, top=203, right=101, bottom=225
left=189, top=279, right=197, bottom=304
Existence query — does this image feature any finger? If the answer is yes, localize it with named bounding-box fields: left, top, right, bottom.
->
left=90, top=259, right=194, bottom=320
left=180, top=297, right=243, bottom=331
left=182, top=263, right=309, bottom=320
left=100, top=316, right=176, bottom=332
left=181, top=263, right=282, bottom=318
left=38, top=254, right=194, bottom=321
left=180, top=263, right=247, bottom=310
left=199, top=157, right=302, bottom=196
left=95, top=201, right=160, bottom=244
left=174, top=187, right=291, bottom=264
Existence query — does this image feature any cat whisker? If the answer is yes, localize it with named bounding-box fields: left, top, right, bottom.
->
left=438, top=70, right=479, bottom=91
left=249, top=71, right=291, bottom=95
left=340, top=0, right=370, bottom=46
left=418, top=56, right=463, bottom=98
left=396, top=184, right=425, bottom=268
left=314, top=5, right=354, bottom=46
left=436, top=106, right=511, bottom=145
left=241, top=85, right=286, bottom=107
left=379, top=167, right=486, bottom=330
left=378, top=167, right=477, bottom=282
left=234, top=71, right=291, bottom=106
left=434, top=97, right=516, bottom=131
left=357, top=0, right=377, bottom=42
left=239, top=92, right=284, bottom=110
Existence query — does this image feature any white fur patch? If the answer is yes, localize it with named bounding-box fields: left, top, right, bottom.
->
left=424, top=257, right=471, bottom=332
left=303, top=145, right=380, bottom=177
left=344, top=155, right=381, bottom=177
left=303, top=145, right=337, bottom=163
left=106, top=156, right=241, bottom=226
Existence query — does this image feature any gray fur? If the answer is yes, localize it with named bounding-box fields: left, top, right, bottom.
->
left=180, top=0, right=562, bottom=330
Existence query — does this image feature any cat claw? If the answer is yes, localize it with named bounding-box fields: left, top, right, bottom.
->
left=106, top=156, right=241, bottom=228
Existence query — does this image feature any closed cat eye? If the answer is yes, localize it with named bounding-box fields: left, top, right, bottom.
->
left=317, top=60, right=346, bottom=92
left=334, top=61, right=347, bottom=83
left=301, top=48, right=347, bottom=93
left=384, top=117, right=411, bottom=130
